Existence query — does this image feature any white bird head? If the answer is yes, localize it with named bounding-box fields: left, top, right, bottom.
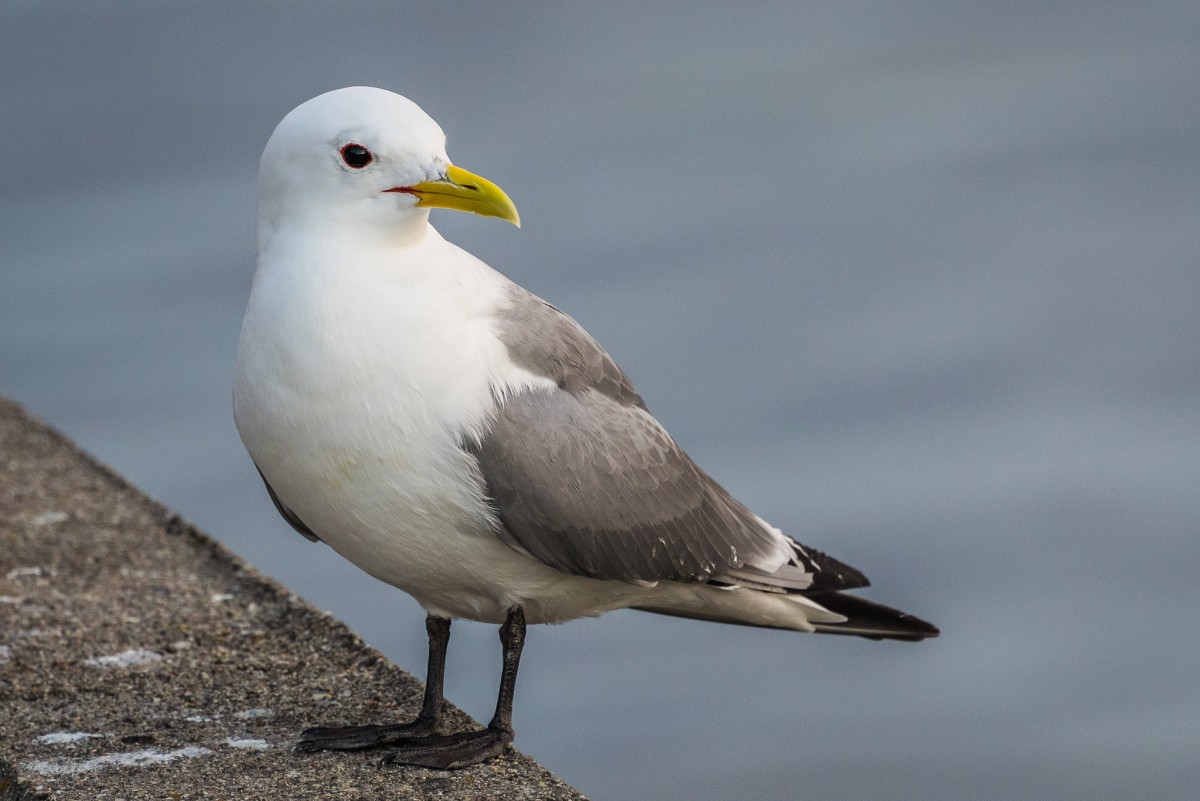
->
left=257, top=86, right=519, bottom=246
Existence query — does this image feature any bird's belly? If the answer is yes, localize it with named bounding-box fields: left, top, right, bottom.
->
left=252, top=427, right=640, bottom=624
left=238, top=371, right=498, bottom=613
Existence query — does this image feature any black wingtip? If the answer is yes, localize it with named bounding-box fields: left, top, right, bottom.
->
left=809, top=591, right=939, bottom=642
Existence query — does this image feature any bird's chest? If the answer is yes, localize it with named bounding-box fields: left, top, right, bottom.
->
left=234, top=267, right=509, bottom=546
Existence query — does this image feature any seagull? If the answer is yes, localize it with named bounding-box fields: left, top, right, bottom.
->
left=233, top=86, right=938, bottom=770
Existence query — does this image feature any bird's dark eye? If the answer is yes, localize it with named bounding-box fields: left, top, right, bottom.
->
left=340, top=143, right=373, bottom=169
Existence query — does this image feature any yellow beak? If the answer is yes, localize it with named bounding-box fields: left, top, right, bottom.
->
left=400, top=164, right=520, bottom=227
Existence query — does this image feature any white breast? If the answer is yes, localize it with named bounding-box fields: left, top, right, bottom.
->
left=233, top=224, right=569, bottom=620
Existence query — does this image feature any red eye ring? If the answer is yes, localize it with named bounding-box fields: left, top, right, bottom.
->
left=340, top=143, right=373, bottom=169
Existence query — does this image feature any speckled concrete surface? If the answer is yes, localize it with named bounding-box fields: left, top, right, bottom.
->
left=0, top=396, right=586, bottom=800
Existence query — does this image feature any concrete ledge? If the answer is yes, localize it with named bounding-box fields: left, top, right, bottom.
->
left=0, top=395, right=586, bottom=800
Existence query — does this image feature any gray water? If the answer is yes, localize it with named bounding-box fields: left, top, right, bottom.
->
left=3, top=2, right=1198, bottom=799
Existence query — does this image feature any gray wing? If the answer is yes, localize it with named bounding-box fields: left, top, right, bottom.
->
left=473, top=289, right=868, bottom=590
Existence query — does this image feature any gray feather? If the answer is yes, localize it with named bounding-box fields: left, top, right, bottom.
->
left=471, top=387, right=788, bottom=583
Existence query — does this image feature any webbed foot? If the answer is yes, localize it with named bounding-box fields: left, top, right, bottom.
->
left=379, top=726, right=513, bottom=769
left=294, top=717, right=436, bottom=752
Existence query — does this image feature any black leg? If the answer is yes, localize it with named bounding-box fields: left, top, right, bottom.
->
left=487, top=605, right=525, bottom=735
left=294, top=615, right=450, bottom=752
left=379, top=606, right=526, bottom=769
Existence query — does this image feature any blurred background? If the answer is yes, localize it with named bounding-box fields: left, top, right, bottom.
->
left=3, top=2, right=1198, bottom=799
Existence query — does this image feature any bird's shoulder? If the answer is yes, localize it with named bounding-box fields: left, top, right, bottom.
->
left=495, top=285, right=646, bottom=409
